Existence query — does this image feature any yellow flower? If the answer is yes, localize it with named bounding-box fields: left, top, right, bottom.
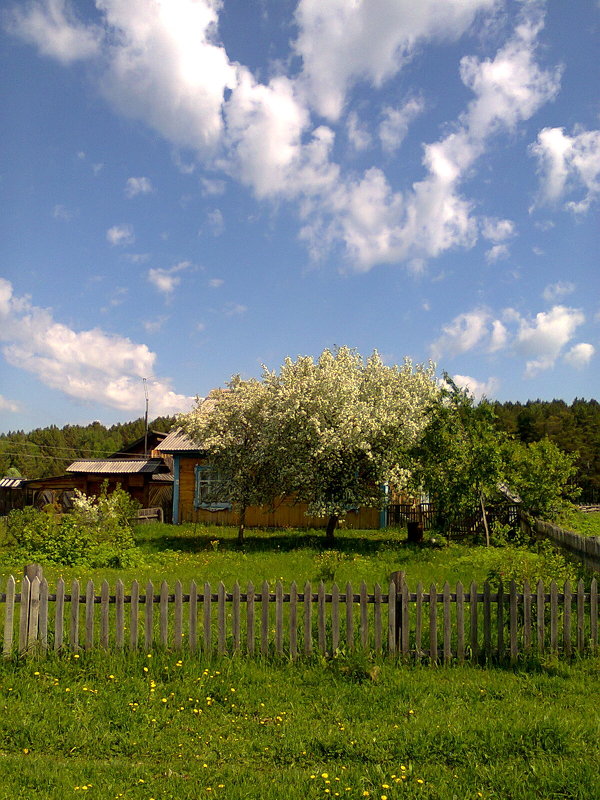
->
left=322, top=773, right=328, bottom=779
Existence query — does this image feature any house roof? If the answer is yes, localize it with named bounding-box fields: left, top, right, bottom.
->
left=0, top=477, right=26, bottom=489
left=108, top=430, right=169, bottom=457
left=66, top=458, right=168, bottom=475
left=155, top=428, right=200, bottom=453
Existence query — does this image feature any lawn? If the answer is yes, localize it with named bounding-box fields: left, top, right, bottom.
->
left=556, top=509, right=600, bottom=538
left=0, top=650, right=598, bottom=800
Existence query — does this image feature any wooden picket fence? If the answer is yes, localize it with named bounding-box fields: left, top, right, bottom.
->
left=2, top=570, right=598, bottom=663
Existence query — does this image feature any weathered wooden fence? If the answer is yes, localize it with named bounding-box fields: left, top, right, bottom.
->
left=521, top=515, right=600, bottom=573
left=387, top=503, right=521, bottom=538
left=2, top=571, right=598, bottom=663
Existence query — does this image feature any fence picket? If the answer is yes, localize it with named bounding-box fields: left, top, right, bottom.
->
left=159, top=581, right=168, bottom=648
left=85, top=580, right=94, bottom=651
left=70, top=579, right=80, bottom=652
left=19, top=577, right=30, bottom=654
left=374, top=583, right=382, bottom=654
left=523, top=581, right=531, bottom=654
left=345, top=582, right=353, bottom=652
left=469, top=582, right=478, bottom=663
left=174, top=581, right=183, bottom=651
left=304, top=582, right=312, bottom=656
left=563, top=581, right=572, bottom=658
left=39, top=578, right=49, bottom=653
left=203, top=582, right=212, bottom=654
left=218, top=582, right=226, bottom=655
left=456, top=581, right=464, bottom=665
left=246, top=582, right=255, bottom=656
left=233, top=582, right=241, bottom=653
left=483, top=581, right=491, bottom=662
left=331, top=583, right=340, bottom=653
left=415, top=582, right=423, bottom=658
left=509, top=581, right=518, bottom=664
left=27, top=577, right=41, bottom=653
left=3, top=576, right=15, bottom=657
left=130, top=580, right=139, bottom=651
left=590, top=578, right=597, bottom=653
left=275, top=582, right=284, bottom=655
left=261, top=580, right=269, bottom=656
left=536, top=580, right=544, bottom=654
left=115, top=580, right=124, bottom=650
left=289, top=582, right=297, bottom=660
left=55, top=578, right=64, bottom=653
left=429, top=583, right=437, bottom=665
left=317, top=582, right=326, bottom=655
left=100, top=580, right=110, bottom=649
left=189, top=581, right=198, bottom=654
left=145, top=581, right=154, bottom=651
left=360, top=582, right=368, bottom=650
left=443, top=582, right=451, bottom=665
left=401, top=577, right=409, bottom=656
left=497, top=580, right=504, bottom=660
left=576, top=579, right=585, bottom=655
left=550, top=581, right=558, bottom=654
left=387, top=580, right=396, bottom=655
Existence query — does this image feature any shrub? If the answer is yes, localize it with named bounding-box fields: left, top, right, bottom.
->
left=5, top=483, right=139, bottom=567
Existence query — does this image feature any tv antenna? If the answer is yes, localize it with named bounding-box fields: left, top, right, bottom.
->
left=143, top=378, right=149, bottom=457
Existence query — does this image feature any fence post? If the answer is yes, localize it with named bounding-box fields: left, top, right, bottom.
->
left=22, top=564, right=43, bottom=652
left=391, top=571, right=405, bottom=656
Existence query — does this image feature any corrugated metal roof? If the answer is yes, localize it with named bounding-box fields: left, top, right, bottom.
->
left=0, top=477, right=26, bottom=488
left=152, top=472, right=174, bottom=482
left=66, top=459, right=166, bottom=475
left=155, top=428, right=200, bottom=453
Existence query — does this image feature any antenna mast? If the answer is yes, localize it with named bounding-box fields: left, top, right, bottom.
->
left=143, top=378, right=149, bottom=457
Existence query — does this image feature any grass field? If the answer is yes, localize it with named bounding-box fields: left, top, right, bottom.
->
left=0, top=523, right=598, bottom=798
left=557, top=510, right=600, bottom=538
left=0, top=650, right=598, bottom=800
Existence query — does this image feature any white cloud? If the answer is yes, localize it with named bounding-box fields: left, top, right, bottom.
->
left=0, top=278, right=192, bottom=414
left=453, top=374, right=500, bottom=400
left=481, top=217, right=515, bottom=242
left=5, top=0, right=101, bottom=64
left=514, top=305, right=585, bottom=377
left=542, top=281, right=575, bottom=302
left=208, top=278, right=224, bottom=288
left=143, top=316, right=169, bottom=334
left=124, top=253, right=151, bottom=264
left=0, top=395, right=19, bottom=413
left=531, top=127, right=600, bottom=212
left=485, top=244, right=509, bottom=263
left=430, top=308, right=490, bottom=359
left=147, top=260, right=192, bottom=296
left=200, top=177, right=226, bottom=196
left=223, top=302, right=247, bottom=316
left=206, top=208, right=224, bottom=236
left=346, top=111, right=372, bottom=151
left=106, top=223, right=135, bottom=246
left=293, top=0, right=497, bottom=121
left=379, top=96, right=425, bottom=153
left=125, top=176, right=153, bottom=197
left=563, top=342, right=595, bottom=369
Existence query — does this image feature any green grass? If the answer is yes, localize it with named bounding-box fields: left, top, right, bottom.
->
left=0, top=650, right=598, bottom=800
left=556, top=510, right=600, bottom=538
left=0, top=523, right=590, bottom=591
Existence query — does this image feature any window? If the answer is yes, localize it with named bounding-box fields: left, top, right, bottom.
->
left=194, top=465, right=232, bottom=511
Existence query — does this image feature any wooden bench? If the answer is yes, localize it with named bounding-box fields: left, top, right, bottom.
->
left=135, top=507, right=164, bottom=523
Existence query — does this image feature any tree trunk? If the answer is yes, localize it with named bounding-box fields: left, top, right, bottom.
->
left=238, top=504, right=246, bottom=544
left=480, top=494, right=490, bottom=547
left=325, top=514, right=338, bottom=544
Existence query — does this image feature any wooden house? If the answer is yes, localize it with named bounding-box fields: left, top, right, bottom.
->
left=156, top=428, right=382, bottom=529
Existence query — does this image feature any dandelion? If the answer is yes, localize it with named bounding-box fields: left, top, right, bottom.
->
left=321, top=773, right=328, bottom=779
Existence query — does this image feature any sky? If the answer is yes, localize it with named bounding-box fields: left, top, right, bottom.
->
left=0, top=0, right=599, bottom=433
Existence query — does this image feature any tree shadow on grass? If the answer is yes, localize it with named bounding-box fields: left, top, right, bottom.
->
left=135, top=526, right=443, bottom=559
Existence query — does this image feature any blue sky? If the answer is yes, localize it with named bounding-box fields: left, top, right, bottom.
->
left=1, top=0, right=599, bottom=432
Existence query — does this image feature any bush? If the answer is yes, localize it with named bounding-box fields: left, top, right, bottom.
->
left=5, top=483, right=139, bottom=567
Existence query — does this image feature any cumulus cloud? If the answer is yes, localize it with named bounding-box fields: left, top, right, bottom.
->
left=542, top=281, right=575, bottom=302
left=563, top=342, right=595, bottom=369
left=485, top=244, right=509, bottom=263
left=106, top=223, right=135, bottom=246
left=125, top=177, right=153, bottom=197
left=0, top=278, right=192, bottom=414
left=147, top=261, right=192, bottom=296
left=452, top=374, right=500, bottom=400
left=431, top=303, right=589, bottom=378
left=379, top=96, right=425, bottom=153
left=346, top=111, right=372, bottom=152
left=5, top=0, right=101, bottom=64
left=481, top=217, right=515, bottom=242
left=0, top=395, right=19, bottom=413
left=531, top=126, right=600, bottom=212
left=206, top=208, right=224, bottom=236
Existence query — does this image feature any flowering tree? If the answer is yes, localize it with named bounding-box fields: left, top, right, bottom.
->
left=179, top=377, right=280, bottom=542
left=262, top=347, right=438, bottom=541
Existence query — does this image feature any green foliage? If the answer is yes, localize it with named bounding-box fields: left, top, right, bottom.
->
left=410, top=377, right=506, bottom=536
left=4, top=484, right=139, bottom=567
left=313, top=549, right=350, bottom=581
left=484, top=540, right=579, bottom=588
left=502, top=437, right=580, bottom=519
left=556, top=509, right=600, bottom=537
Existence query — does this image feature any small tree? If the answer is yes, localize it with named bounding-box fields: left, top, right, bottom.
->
left=262, top=347, right=438, bottom=542
left=179, top=377, right=280, bottom=542
left=410, top=378, right=506, bottom=544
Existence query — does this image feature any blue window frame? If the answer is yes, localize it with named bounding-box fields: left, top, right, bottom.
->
left=194, top=465, right=232, bottom=511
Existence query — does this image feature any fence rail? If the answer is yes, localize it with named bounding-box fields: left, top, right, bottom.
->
left=2, top=571, right=598, bottom=663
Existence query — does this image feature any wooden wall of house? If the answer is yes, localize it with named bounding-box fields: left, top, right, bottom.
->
left=176, top=457, right=381, bottom=529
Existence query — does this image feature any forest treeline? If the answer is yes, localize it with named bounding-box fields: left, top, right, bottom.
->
left=1, top=399, right=599, bottom=498
left=0, top=416, right=178, bottom=480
